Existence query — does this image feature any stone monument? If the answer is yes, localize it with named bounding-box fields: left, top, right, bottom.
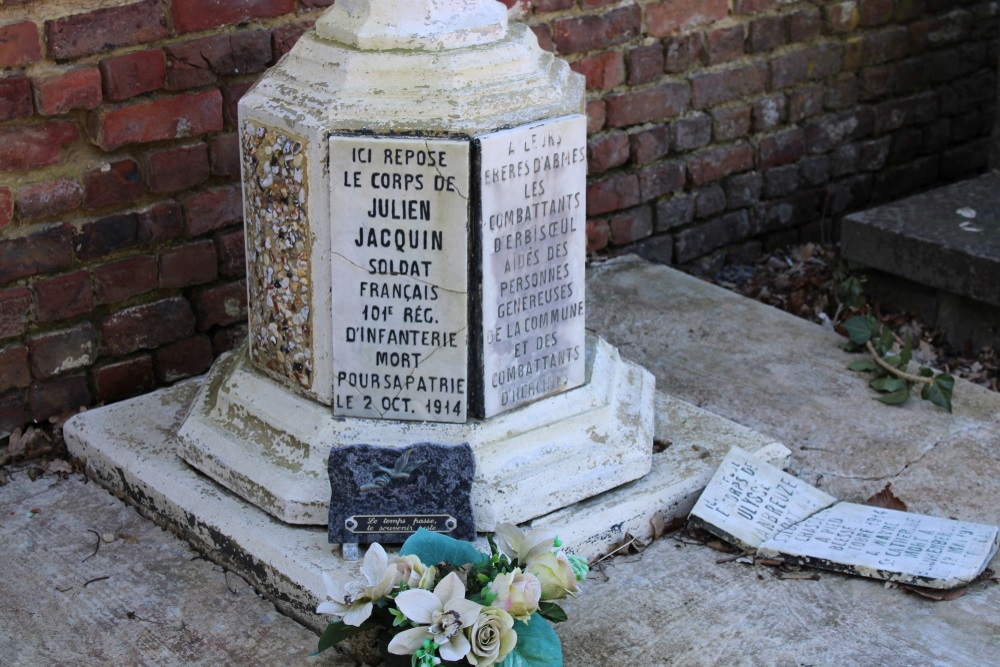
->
left=175, top=0, right=656, bottom=535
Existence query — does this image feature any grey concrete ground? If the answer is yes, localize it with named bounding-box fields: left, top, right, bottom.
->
left=2, top=256, right=998, bottom=665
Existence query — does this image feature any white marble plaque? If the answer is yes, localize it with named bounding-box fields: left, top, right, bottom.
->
left=689, top=446, right=837, bottom=550
left=330, top=136, right=470, bottom=423
left=758, top=503, right=1000, bottom=589
left=477, top=115, right=588, bottom=418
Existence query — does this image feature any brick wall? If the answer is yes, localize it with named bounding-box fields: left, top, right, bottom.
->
left=0, top=0, right=996, bottom=436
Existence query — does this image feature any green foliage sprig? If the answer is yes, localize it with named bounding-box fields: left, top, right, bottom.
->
left=842, top=314, right=954, bottom=412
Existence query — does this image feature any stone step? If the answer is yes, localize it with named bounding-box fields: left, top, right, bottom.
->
left=841, top=172, right=1000, bottom=350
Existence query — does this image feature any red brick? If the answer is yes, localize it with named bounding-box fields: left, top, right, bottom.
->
left=664, top=33, right=703, bottom=74
left=571, top=52, right=625, bottom=91
left=859, top=0, right=895, bottom=27
left=159, top=240, right=218, bottom=289
left=83, top=159, right=144, bottom=210
left=703, top=25, right=745, bottom=65
left=209, top=133, right=240, bottom=177
left=46, top=0, right=168, bottom=61
left=222, top=80, right=255, bottom=126
left=674, top=210, right=751, bottom=263
left=733, top=0, right=777, bottom=12
left=172, top=0, right=295, bottom=34
left=0, top=21, right=41, bottom=68
left=0, top=76, right=32, bottom=123
left=909, top=12, right=973, bottom=51
left=32, top=270, right=93, bottom=323
left=74, top=213, right=139, bottom=262
left=0, top=121, right=79, bottom=173
left=687, top=142, right=755, bottom=186
left=101, top=297, right=197, bottom=356
left=763, top=165, right=800, bottom=198
left=711, top=106, right=752, bottom=142
left=301, top=0, right=335, bottom=6
left=29, top=375, right=91, bottom=421
left=788, top=9, right=823, bottom=43
left=824, top=2, right=860, bottom=34
left=26, top=324, right=97, bottom=380
left=0, top=224, right=73, bottom=284
left=587, top=132, right=630, bottom=173
left=530, top=24, right=555, bottom=53
left=16, top=179, right=82, bottom=222
left=165, top=31, right=273, bottom=91
left=183, top=185, right=243, bottom=235
left=215, top=229, right=247, bottom=278
left=93, top=255, right=158, bottom=306
left=0, top=288, right=32, bottom=340
left=655, top=193, right=695, bottom=232
left=673, top=113, right=712, bottom=152
left=94, top=356, right=155, bottom=404
left=136, top=203, right=185, bottom=245
left=552, top=5, right=641, bottom=54
left=535, top=0, right=574, bottom=10
left=100, top=49, right=166, bottom=102
left=843, top=27, right=911, bottom=71
left=0, top=390, right=28, bottom=436
left=752, top=94, right=787, bottom=132
left=272, top=21, right=313, bottom=60
left=0, top=188, right=12, bottom=230
left=630, top=126, right=672, bottom=165
left=211, top=324, right=247, bottom=356
left=771, top=44, right=843, bottom=89
left=155, top=335, right=213, bottom=383
left=749, top=16, right=786, bottom=54
left=648, top=0, right=729, bottom=37
left=32, top=68, right=103, bottom=117
left=145, top=143, right=210, bottom=193
left=609, top=205, right=653, bottom=245
left=627, top=44, right=664, bottom=86
left=788, top=85, right=825, bottom=123
left=586, top=99, right=606, bottom=134
left=586, top=218, right=610, bottom=254
left=695, top=184, right=727, bottom=219
left=0, top=345, right=30, bottom=392
left=805, top=108, right=876, bottom=153
left=691, top=64, right=768, bottom=109
left=587, top=173, right=640, bottom=216
left=637, top=161, right=685, bottom=201
left=192, top=280, right=248, bottom=331
left=605, top=82, right=690, bottom=127
left=87, top=90, right=223, bottom=152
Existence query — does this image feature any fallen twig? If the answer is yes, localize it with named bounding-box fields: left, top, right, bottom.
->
left=82, top=529, right=101, bottom=563
left=83, top=576, right=110, bottom=588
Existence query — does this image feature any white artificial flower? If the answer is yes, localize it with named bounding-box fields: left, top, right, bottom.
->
left=495, top=522, right=556, bottom=564
left=388, top=572, right=483, bottom=662
left=316, top=543, right=403, bottom=626
left=487, top=568, right=541, bottom=622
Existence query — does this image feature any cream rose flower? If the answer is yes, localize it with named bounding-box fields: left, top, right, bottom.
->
left=487, top=568, right=541, bottom=622
left=465, top=607, right=517, bottom=666
left=525, top=551, right=578, bottom=600
left=393, top=554, right=438, bottom=590
left=316, top=543, right=404, bottom=626
left=495, top=523, right=556, bottom=564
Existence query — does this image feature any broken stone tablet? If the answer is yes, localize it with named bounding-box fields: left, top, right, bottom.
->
left=328, top=442, right=476, bottom=545
left=758, top=502, right=1000, bottom=589
left=688, top=446, right=836, bottom=551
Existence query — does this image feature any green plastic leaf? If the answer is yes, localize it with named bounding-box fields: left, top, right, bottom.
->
left=878, top=326, right=895, bottom=353
left=843, top=315, right=876, bottom=346
left=399, top=528, right=486, bottom=568
left=499, top=614, right=562, bottom=667
left=537, top=602, right=568, bottom=624
left=919, top=367, right=934, bottom=378
left=869, top=376, right=906, bottom=393
left=315, top=621, right=366, bottom=655
left=921, top=373, right=955, bottom=413
left=847, top=359, right=878, bottom=372
left=875, top=386, right=911, bottom=405
left=882, top=354, right=903, bottom=369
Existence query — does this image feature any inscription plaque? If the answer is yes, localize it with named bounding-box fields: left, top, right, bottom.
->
left=328, top=443, right=476, bottom=545
left=758, top=503, right=1000, bottom=589
left=477, top=115, right=588, bottom=417
left=330, top=136, right=470, bottom=423
left=689, top=446, right=836, bottom=550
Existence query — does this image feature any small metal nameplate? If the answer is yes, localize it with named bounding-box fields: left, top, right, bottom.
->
left=345, top=515, right=458, bottom=535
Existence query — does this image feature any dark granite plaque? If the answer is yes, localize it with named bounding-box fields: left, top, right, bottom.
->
left=328, top=442, right=476, bottom=544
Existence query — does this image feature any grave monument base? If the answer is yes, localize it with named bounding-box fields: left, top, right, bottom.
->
left=176, top=335, right=655, bottom=530
left=63, top=364, right=789, bottom=638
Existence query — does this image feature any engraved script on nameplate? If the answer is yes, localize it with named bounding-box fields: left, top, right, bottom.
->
left=477, top=115, right=588, bottom=418
left=330, top=136, right=470, bottom=423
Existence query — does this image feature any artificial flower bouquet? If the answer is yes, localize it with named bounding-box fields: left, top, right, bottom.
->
left=316, top=524, right=588, bottom=666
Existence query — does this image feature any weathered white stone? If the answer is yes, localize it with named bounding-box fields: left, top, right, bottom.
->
left=177, top=336, right=655, bottom=529
left=758, top=502, right=1000, bottom=589
left=478, top=115, right=588, bottom=417
left=689, top=446, right=836, bottom=551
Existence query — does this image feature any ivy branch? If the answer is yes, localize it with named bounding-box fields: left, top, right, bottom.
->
left=842, top=313, right=954, bottom=412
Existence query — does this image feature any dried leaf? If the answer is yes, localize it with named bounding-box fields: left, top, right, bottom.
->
left=704, top=539, right=737, bottom=554
left=46, top=459, right=74, bottom=475
left=117, top=533, right=140, bottom=545
left=902, top=584, right=967, bottom=601
left=865, top=483, right=908, bottom=512
left=778, top=571, right=821, bottom=581
left=650, top=511, right=666, bottom=540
